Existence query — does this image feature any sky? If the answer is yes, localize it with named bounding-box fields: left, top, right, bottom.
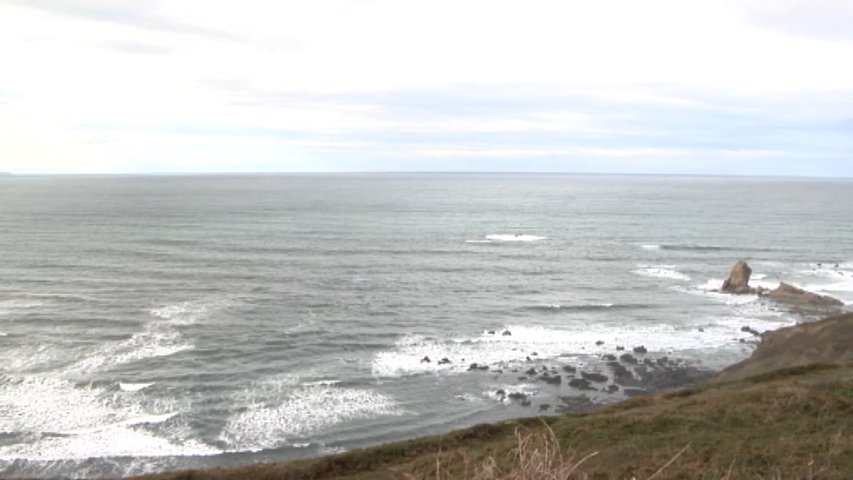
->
left=0, top=0, right=852, bottom=176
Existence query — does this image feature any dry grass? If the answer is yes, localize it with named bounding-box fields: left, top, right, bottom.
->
left=138, top=365, right=853, bottom=480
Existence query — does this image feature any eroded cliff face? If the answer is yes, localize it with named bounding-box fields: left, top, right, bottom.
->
left=714, top=312, right=853, bottom=382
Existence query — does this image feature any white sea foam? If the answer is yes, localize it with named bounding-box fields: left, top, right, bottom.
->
left=63, top=327, right=193, bottom=374
left=150, top=301, right=218, bottom=325
left=371, top=321, right=771, bottom=378
left=120, top=382, right=154, bottom=392
left=795, top=265, right=853, bottom=303
left=485, top=234, right=547, bottom=242
left=59, top=300, right=225, bottom=375
left=0, top=375, right=213, bottom=461
left=640, top=244, right=661, bottom=251
left=0, top=299, right=44, bottom=317
left=465, top=240, right=493, bottom=244
left=0, top=424, right=217, bottom=461
left=632, top=265, right=690, bottom=281
left=220, top=385, right=402, bottom=452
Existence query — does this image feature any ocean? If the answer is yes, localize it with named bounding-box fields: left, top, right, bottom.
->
left=1, top=174, right=851, bottom=478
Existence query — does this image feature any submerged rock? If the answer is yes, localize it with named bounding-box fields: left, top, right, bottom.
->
left=562, top=365, right=577, bottom=374
left=581, top=372, right=609, bottom=383
left=569, top=378, right=593, bottom=390
left=619, top=353, right=638, bottom=364
left=741, top=325, right=761, bottom=337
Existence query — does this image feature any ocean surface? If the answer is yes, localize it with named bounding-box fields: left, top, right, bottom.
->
left=1, top=174, right=851, bottom=478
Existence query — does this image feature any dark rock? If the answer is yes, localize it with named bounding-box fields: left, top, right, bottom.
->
left=540, top=374, right=562, bottom=385
left=556, top=395, right=597, bottom=413
left=722, top=260, right=756, bottom=294
left=762, top=282, right=843, bottom=307
left=526, top=356, right=532, bottom=362
left=623, top=388, right=646, bottom=397
left=518, top=376, right=528, bottom=381
left=495, top=389, right=506, bottom=396
left=602, top=354, right=617, bottom=361
left=607, top=384, right=620, bottom=393
left=520, top=400, right=531, bottom=407
left=438, top=357, right=451, bottom=365
left=581, top=372, right=609, bottom=383
left=741, top=325, right=760, bottom=336
left=698, top=327, right=705, bottom=332
left=562, top=365, right=577, bottom=374
left=620, top=353, right=638, bottom=364
left=468, top=363, right=489, bottom=371
left=633, top=346, right=648, bottom=354
left=608, top=361, right=639, bottom=386
left=539, top=403, right=551, bottom=411
left=502, top=330, right=512, bottom=336
left=420, top=356, right=431, bottom=363
left=530, top=352, right=538, bottom=356
left=525, top=368, right=537, bottom=375
left=616, top=345, right=625, bottom=351
left=595, top=340, right=605, bottom=346
left=487, top=330, right=495, bottom=335
left=569, top=378, right=593, bottom=390
left=508, top=392, right=528, bottom=401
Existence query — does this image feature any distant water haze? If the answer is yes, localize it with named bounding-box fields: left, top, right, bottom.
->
left=0, top=174, right=851, bottom=478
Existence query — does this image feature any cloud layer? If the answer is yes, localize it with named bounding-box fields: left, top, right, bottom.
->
left=0, top=0, right=851, bottom=175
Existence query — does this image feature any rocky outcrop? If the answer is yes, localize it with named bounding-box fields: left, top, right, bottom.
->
left=763, top=282, right=844, bottom=307
left=721, top=260, right=756, bottom=294
left=720, top=261, right=843, bottom=308
left=715, top=312, right=853, bottom=382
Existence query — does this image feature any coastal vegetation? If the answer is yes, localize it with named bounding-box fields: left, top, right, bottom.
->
left=139, top=313, right=853, bottom=480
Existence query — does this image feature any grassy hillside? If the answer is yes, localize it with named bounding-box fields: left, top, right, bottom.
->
left=139, top=315, right=853, bottom=480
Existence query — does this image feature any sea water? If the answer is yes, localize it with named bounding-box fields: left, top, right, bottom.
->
left=1, top=174, right=851, bottom=478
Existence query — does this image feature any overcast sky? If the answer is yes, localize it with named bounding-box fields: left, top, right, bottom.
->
left=1, top=0, right=852, bottom=176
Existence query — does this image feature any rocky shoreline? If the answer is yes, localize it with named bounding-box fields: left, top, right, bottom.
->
left=465, top=260, right=848, bottom=416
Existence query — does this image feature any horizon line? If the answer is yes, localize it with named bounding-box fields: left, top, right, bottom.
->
left=2, top=171, right=852, bottom=180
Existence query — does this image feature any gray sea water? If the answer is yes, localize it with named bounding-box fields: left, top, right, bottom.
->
left=1, top=174, right=851, bottom=478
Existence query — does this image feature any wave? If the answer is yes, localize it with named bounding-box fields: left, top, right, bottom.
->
left=467, top=234, right=547, bottom=244
left=0, top=375, right=215, bottom=461
left=220, top=384, right=401, bottom=452
left=370, top=320, right=779, bottom=378
left=660, top=244, right=729, bottom=252
left=0, top=299, right=45, bottom=316
left=60, top=299, right=227, bottom=375
left=63, top=327, right=193, bottom=374
left=119, top=382, right=154, bottom=392
left=519, top=303, right=618, bottom=313
left=632, top=266, right=690, bottom=282
left=485, top=234, right=547, bottom=242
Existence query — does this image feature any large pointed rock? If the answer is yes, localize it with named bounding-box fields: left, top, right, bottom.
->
left=721, top=260, right=756, bottom=294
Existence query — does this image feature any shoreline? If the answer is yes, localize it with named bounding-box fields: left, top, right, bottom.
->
left=132, top=311, right=852, bottom=480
